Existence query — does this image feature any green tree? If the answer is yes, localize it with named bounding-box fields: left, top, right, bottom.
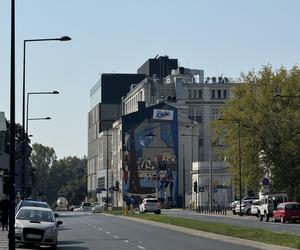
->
left=31, top=143, right=56, bottom=199
left=213, top=65, right=300, bottom=200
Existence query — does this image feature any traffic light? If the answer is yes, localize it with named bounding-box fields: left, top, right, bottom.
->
left=193, top=181, right=198, bottom=193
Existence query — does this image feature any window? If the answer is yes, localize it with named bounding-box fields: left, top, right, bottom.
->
left=188, top=89, right=192, bottom=98
left=211, top=106, right=220, bottom=120
left=198, top=89, right=202, bottom=99
left=193, top=89, right=197, bottom=98
left=98, top=177, right=105, bottom=188
left=218, top=89, right=221, bottom=98
left=223, top=89, right=227, bottom=99
left=198, top=138, right=203, bottom=147
left=212, top=89, right=215, bottom=99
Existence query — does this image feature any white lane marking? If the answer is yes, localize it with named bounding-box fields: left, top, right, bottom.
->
left=98, top=228, right=103, bottom=231
left=106, top=231, right=110, bottom=234
left=124, top=240, right=130, bottom=243
left=113, top=235, right=119, bottom=239
left=137, top=246, right=145, bottom=249
left=88, top=223, right=91, bottom=226
left=93, top=225, right=97, bottom=228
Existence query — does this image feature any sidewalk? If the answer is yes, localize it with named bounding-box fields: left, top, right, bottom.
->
left=0, top=230, right=8, bottom=250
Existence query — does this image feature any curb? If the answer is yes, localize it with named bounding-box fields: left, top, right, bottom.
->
left=102, top=213, right=297, bottom=250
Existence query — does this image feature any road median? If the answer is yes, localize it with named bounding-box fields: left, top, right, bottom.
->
left=103, top=211, right=300, bottom=249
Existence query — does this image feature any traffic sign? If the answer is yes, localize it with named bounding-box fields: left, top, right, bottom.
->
left=198, top=186, right=205, bottom=192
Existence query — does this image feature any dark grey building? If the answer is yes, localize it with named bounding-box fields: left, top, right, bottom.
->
left=88, top=73, right=146, bottom=199
left=137, top=55, right=178, bottom=78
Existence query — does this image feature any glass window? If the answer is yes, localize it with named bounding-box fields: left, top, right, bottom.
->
left=212, top=89, right=215, bottom=99
left=218, top=89, right=221, bottom=98
left=188, top=89, right=192, bottom=98
left=198, top=89, right=202, bottom=99
left=223, top=89, right=227, bottom=99
left=193, top=89, right=197, bottom=98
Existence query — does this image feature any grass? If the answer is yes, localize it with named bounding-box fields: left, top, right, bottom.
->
left=123, top=213, right=300, bottom=249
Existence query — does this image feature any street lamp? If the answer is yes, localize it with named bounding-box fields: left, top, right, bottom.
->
left=22, top=36, right=71, bottom=140
left=21, top=36, right=70, bottom=200
left=26, top=91, right=59, bottom=135
left=218, top=118, right=242, bottom=216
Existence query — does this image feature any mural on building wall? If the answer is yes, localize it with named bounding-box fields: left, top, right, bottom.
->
left=122, top=104, right=178, bottom=207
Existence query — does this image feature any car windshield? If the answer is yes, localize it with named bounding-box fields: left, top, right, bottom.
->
left=145, top=200, right=159, bottom=203
left=21, top=201, right=49, bottom=209
left=16, top=209, right=54, bottom=222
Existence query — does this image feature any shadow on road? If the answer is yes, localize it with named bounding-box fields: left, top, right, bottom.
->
left=57, top=247, right=89, bottom=250
left=58, top=240, right=86, bottom=245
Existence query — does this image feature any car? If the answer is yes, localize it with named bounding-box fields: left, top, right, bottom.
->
left=250, top=199, right=261, bottom=217
left=230, top=200, right=239, bottom=215
left=273, top=202, right=300, bottom=223
left=15, top=206, right=63, bottom=249
left=79, top=202, right=92, bottom=211
left=235, top=199, right=256, bottom=215
left=92, top=203, right=106, bottom=213
left=139, top=198, right=161, bottom=214
left=16, top=199, right=50, bottom=213
left=258, top=193, right=288, bottom=222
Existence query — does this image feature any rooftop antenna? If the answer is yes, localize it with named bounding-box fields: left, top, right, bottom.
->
left=154, top=54, right=159, bottom=59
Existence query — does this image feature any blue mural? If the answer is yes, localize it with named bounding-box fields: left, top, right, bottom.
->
left=122, top=103, right=178, bottom=207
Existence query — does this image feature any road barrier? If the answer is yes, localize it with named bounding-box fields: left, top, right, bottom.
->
left=196, top=205, right=228, bottom=215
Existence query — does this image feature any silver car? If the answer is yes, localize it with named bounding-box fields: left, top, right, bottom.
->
left=15, top=206, right=62, bottom=249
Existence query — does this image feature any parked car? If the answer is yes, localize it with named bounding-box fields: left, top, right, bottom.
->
left=139, top=198, right=161, bottom=214
left=235, top=199, right=254, bottom=215
left=273, top=202, right=300, bottom=223
left=231, top=197, right=257, bottom=215
left=79, top=202, right=92, bottom=211
left=16, top=200, right=50, bottom=213
left=258, top=193, right=288, bottom=222
left=250, top=199, right=261, bottom=217
left=15, top=206, right=63, bottom=249
left=230, top=200, right=239, bottom=215
left=92, top=203, right=106, bottom=213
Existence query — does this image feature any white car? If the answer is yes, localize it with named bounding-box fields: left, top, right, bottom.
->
left=235, top=199, right=254, bottom=215
left=15, top=206, right=63, bottom=249
left=139, top=198, right=161, bottom=214
left=250, top=199, right=261, bottom=216
left=79, top=202, right=92, bottom=211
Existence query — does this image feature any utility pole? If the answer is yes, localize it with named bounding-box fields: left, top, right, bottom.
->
left=182, top=143, right=185, bottom=209
left=209, top=140, right=213, bottom=211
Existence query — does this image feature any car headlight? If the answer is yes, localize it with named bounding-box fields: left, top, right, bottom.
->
left=15, top=223, right=23, bottom=232
left=46, top=226, right=57, bottom=234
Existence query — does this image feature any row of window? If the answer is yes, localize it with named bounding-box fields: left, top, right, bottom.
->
left=187, top=89, right=228, bottom=99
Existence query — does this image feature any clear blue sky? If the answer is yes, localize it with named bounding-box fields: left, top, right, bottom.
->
left=0, top=0, right=299, bottom=159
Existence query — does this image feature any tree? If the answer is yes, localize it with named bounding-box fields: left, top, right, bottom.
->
left=31, top=143, right=56, bottom=198
left=213, top=65, right=300, bottom=200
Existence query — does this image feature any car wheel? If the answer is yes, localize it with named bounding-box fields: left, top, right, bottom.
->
left=259, top=213, right=263, bottom=221
left=155, top=210, right=161, bottom=214
left=246, top=209, right=251, bottom=216
left=50, top=243, right=57, bottom=250
left=281, top=216, right=285, bottom=223
left=232, top=210, right=236, bottom=215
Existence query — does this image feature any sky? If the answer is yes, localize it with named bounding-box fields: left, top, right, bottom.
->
left=0, top=0, right=300, bottom=159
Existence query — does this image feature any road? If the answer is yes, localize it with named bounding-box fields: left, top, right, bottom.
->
left=162, top=209, right=300, bottom=235
left=49, top=212, right=260, bottom=250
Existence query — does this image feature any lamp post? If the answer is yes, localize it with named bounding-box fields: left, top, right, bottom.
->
left=218, top=118, right=242, bottom=216
left=21, top=36, right=71, bottom=199
left=9, top=0, right=16, bottom=249
left=26, top=91, right=59, bottom=135
left=21, top=91, right=58, bottom=197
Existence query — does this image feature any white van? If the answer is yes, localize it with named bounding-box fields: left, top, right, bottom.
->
left=258, top=193, right=288, bottom=221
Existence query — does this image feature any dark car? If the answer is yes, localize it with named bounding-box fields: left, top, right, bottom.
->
left=273, top=202, right=300, bottom=223
left=16, top=200, right=50, bottom=213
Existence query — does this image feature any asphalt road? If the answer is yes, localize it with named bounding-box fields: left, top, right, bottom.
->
left=52, top=212, right=260, bottom=250
left=162, top=209, right=300, bottom=235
